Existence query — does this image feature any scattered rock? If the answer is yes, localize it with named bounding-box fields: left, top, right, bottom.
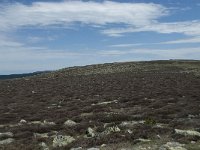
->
left=127, top=129, right=133, bottom=134
left=32, top=91, right=36, bottom=94
left=34, top=133, right=49, bottom=138
left=70, top=147, right=83, bottom=150
left=0, top=125, right=5, bottom=128
left=154, top=123, right=168, bottom=128
left=86, top=127, right=96, bottom=138
left=188, top=114, right=195, bottom=119
left=87, top=148, right=100, bottom=150
left=19, top=119, right=27, bottom=124
left=80, top=112, right=93, bottom=117
left=157, top=134, right=161, bottom=139
left=103, top=126, right=120, bottom=135
left=8, top=124, right=18, bottom=128
left=30, top=120, right=56, bottom=126
left=103, top=123, right=113, bottom=128
left=30, top=121, right=43, bottom=125
left=0, top=132, right=13, bottom=138
left=43, top=120, right=56, bottom=126
left=159, top=142, right=187, bottom=150
left=53, top=135, right=75, bottom=147
left=136, top=138, right=151, bottom=142
left=39, top=142, right=49, bottom=150
left=120, top=120, right=145, bottom=127
left=175, top=129, right=200, bottom=137
left=64, top=120, right=77, bottom=126
left=92, top=100, right=118, bottom=106
left=0, top=138, right=14, bottom=145
left=34, top=131, right=58, bottom=139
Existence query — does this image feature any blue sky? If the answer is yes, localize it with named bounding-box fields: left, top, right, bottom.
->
left=0, top=0, right=200, bottom=74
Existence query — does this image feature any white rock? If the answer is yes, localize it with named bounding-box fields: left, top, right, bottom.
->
left=103, top=126, right=120, bottom=135
left=155, top=123, right=168, bottom=128
left=0, top=125, right=5, bottom=128
left=101, top=144, right=106, bottom=147
left=87, top=148, right=100, bottom=150
left=43, top=120, right=56, bottom=126
left=157, top=134, right=161, bottom=139
left=70, top=147, right=83, bottom=150
left=103, top=123, right=113, bottom=128
left=39, top=142, right=49, bottom=150
left=53, top=135, right=75, bottom=147
left=175, top=129, right=200, bottom=137
left=120, top=120, right=145, bottom=127
left=0, top=138, right=14, bottom=145
left=0, top=132, right=13, bottom=138
left=188, top=114, right=195, bottom=118
left=29, top=120, right=56, bottom=126
left=159, top=142, right=187, bottom=150
left=34, top=133, right=49, bottom=138
left=127, top=129, right=133, bottom=134
left=92, top=100, right=118, bottom=106
left=32, top=91, right=36, bottom=94
left=136, top=138, right=151, bottom=142
left=86, top=127, right=96, bottom=137
left=19, top=119, right=27, bottom=124
left=64, top=120, right=77, bottom=126
left=30, top=121, right=43, bottom=125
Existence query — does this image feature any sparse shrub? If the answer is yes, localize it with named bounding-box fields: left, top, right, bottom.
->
left=144, top=117, right=156, bottom=126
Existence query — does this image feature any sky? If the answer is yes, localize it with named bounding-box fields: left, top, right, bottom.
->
left=0, top=0, right=200, bottom=75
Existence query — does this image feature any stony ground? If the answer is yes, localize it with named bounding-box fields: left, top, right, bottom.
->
left=0, top=60, right=200, bottom=150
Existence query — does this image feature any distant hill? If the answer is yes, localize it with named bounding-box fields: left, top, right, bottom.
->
left=0, top=71, right=51, bottom=80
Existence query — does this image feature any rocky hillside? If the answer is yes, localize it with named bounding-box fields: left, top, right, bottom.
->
left=0, top=60, right=200, bottom=150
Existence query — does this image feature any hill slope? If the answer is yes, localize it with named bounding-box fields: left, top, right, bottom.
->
left=0, top=60, right=200, bottom=150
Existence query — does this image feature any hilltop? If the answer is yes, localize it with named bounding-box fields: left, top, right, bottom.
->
left=0, top=60, right=200, bottom=150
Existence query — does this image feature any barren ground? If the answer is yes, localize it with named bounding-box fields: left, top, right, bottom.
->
left=0, top=60, right=200, bottom=150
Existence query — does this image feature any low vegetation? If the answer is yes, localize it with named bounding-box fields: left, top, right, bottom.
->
left=0, top=60, right=200, bottom=149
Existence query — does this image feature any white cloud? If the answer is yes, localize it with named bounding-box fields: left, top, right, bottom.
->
left=110, top=36, right=200, bottom=48
left=0, top=38, right=95, bottom=74
left=110, top=43, right=145, bottom=48
left=0, top=1, right=199, bottom=74
left=0, top=45, right=90, bottom=62
left=98, top=47, right=200, bottom=59
left=0, top=35, right=24, bottom=47
left=0, top=1, right=200, bottom=37
left=102, top=20, right=200, bottom=36
left=161, top=36, right=200, bottom=44
left=0, top=1, right=167, bottom=31
left=0, top=34, right=199, bottom=74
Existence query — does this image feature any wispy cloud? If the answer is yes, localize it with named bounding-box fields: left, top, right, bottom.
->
left=0, top=37, right=95, bottom=74
left=110, top=36, right=200, bottom=48
left=161, top=36, right=200, bottom=44
left=99, top=47, right=200, bottom=59
left=0, top=35, right=24, bottom=47
left=1, top=1, right=200, bottom=37
left=109, top=43, right=146, bottom=48
left=0, top=1, right=199, bottom=74
left=0, top=1, right=167, bottom=31
left=102, top=20, right=200, bottom=37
